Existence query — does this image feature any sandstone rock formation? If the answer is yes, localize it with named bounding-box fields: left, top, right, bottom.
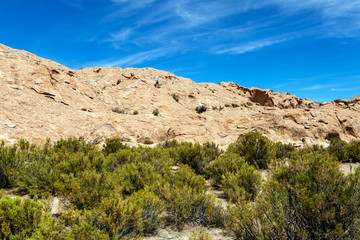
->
left=0, top=43, right=359, bottom=148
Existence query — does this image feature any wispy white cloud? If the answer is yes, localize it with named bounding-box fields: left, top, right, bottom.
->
left=269, top=0, right=360, bottom=37
left=97, top=0, right=360, bottom=67
left=104, top=0, right=158, bottom=21
left=91, top=47, right=180, bottom=68
left=330, top=88, right=355, bottom=92
left=104, top=28, right=134, bottom=46
left=302, top=84, right=334, bottom=90
left=213, top=36, right=293, bottom=54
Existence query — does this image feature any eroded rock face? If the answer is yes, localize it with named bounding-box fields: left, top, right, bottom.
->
left=0, top=43, right=359, bottom=148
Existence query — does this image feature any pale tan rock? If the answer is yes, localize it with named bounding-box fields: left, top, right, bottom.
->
left=0, top=43, right=359, bottom=147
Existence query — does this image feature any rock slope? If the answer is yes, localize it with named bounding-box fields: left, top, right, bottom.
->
left=0, top=43, right=359, bottom=148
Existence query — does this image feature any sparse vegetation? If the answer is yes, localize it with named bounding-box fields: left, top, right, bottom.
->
left=153, top=109, right=159, bottom=116
left=171, top=93, right=179, bottom=102
left=112, top=107, right=125, bottom=114
left=189, top=228, right=214, bottom=240
left=195, top=105, right=207, bottom=114
left=231, top=103, right=239, bottom=108
left=143, top=139, right=154, bottom=145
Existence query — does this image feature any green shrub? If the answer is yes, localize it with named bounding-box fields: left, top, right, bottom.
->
left=172, top=164, right=206, bottom=191
left=0, top=141, right=24, bottom=189
left=19, top=150, right=62, bottom=198
left=231, top=103, right=239, bottom=108
left=153, top=109, right=159, bottom=116
left=112, top=107, right=125, bottom=114
left=220, top=163, right=261, bottom=203
left=102, top=138, right=129, bottom=156
left=346, top=140, right=360, bottom=162
left=151, top=164, right=225, bottom=230
left=274, top=141, right=296, bottom=159
left=177, top=142, right=221, bottom=175
left=155, top=182, right=221, bottom=230
left=62, top=171, right=114, bottom=209
left=328, top=138, right=349, bottom=162
left=228, top=152, right=360, bottom=239
left=143, top=139, right=154, bottom=145
left=136, top=146, right=174, bottom=173
left=195, top=105, right=207, bottom=114
left=228, top=132, right=275, bottom=169
left=160, top=139, right=180, bottom=149
left=61, top=190, right=164, bottom=239
left=171, top=93, right=179, bottom=102
left=105, top=149, right=138, bottom=171
left=115, top=161, right=161, bottom=195
left=53, top=138, right=94, bottom=154
left=206, top=152, right=245, bottom=185
left=0, top=194, right=59, bottom=239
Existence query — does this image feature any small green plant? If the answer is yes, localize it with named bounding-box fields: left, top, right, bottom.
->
left=246, top=102, right=253, bottom=106
left=144, top=139, right=154, bottom=145
left=154, top=80, right=162, bottom=88
left=133, top=110, right=139, bottom=115
left=171, top=93, right=179, bottom=102
left=112, top=107, right=125, bottom=114
left=189, top=229, right=213, bottom=240
left=224, top=104, right=230, bottom=108
left=153, top=109, right=159, bottom=116
left=231, top=103, right=239, bottom=108
left=195, top=105, right=207, bottom=114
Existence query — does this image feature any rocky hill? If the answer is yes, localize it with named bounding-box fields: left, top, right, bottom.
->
left=0, top=43, right=359, bottom=148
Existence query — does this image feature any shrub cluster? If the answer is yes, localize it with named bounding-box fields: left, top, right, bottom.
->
left=1, top=134, right=360, bottom=239
left=0, top=138, right=225, bottom=238
left=329, top=138, right=360, bottom=162
left=228, top=152, right=360, bottom=239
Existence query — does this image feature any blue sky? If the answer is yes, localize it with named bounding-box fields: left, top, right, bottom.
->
left=1, top=0, right=360, bottom=102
